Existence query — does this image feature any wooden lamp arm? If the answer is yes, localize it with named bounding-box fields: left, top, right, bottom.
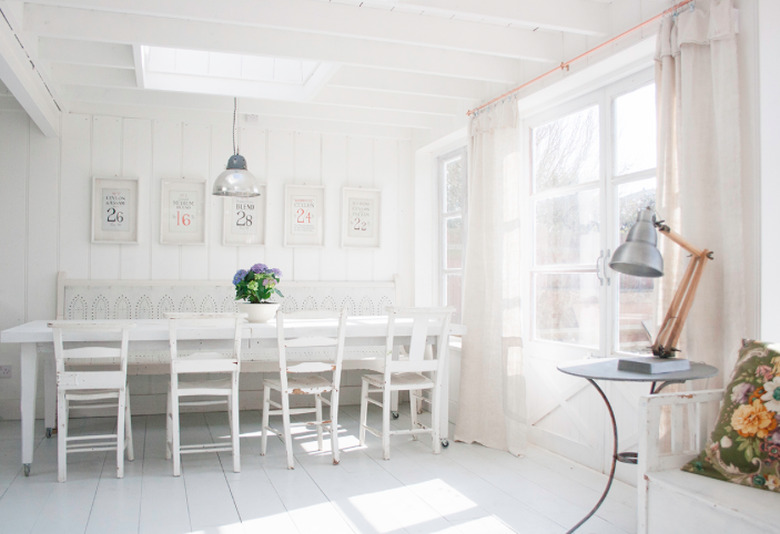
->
left=651, top=221, right=714, bottom=358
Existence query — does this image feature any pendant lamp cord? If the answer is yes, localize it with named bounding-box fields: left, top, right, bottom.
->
left=232, top=97, right=238, bottom=156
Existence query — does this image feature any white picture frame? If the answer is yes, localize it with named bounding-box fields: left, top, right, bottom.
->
left=91, top=177, right=139, bottom=244
left=222, top=186, right=266, bottom=245
left=284, top=184, right=325, bottom=247
left=341, top=187, right=381, bottom=247
left=160, top=179, right=207, bottom=245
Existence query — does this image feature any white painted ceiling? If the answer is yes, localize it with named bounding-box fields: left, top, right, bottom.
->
left=0, top=0, right=659, bottom=140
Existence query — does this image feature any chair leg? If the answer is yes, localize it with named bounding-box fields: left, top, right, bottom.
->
left=125, top=388, right=134, bottom=462
left=260, top=385, right=270, bottom=456
left=165, top=390, right=172, bottom=460
left=57, top=392, right=67, bottom=483
left=382, top=387, right=391, bottom=460
left=330, top=390, right=340, bottom=465
left=116, top=390, right=126, bottom=479
left=171, top=392, right=181, bottom=477
left=281, top=393, right=294, bottom=469
left=359, top=379, right=369, bottom=446
left=410, top=389, right=419, bottom=441
left=230, top=387, right=240, bottom=473
left=431, top=386, right=441, bottom=454
left=315, top=394, right=324, bottom=451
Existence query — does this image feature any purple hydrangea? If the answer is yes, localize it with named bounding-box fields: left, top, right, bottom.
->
left=232, top=269, right=248, bottom=286
left=250, top=263, right=267, bottom=273
left=270, top=268, right=282, bottom=277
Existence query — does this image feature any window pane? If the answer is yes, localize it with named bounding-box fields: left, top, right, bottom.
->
left=445, top=157, right=466, bottom=213
left=534, top=273, right=599, bottom=347
left=446, top=274, right=462, bottom=324
left=614, top=84, right=656, bottom=175
left=616, top=179, right=656, bottom=353
left=534, top=189, right=600, bottom=266
left=446, top=217, right=463, bottom=269
left=533, top=106, right=599, bottom=193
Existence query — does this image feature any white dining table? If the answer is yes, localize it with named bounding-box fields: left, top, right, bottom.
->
left=0, top=316, right=464, bottom=476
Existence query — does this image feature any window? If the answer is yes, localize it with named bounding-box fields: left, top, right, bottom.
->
left=526, top=73, right=657, bottom=358
left=438, top=147, right=467, bottom=323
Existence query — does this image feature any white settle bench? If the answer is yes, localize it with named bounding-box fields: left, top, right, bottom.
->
left=637, top=389, right=780, bottom=533
left=55, top=272, right=397, bottom=413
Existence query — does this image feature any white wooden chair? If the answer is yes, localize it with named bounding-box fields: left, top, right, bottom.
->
left=261, top=308, right=348, bottom=469
left=50, top=321, right=135, bottom=482
left=165, top=313, right=244, bottom=476
left=359, top=307, right=453, bottom=460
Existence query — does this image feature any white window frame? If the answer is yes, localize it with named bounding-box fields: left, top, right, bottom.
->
left=438, top=146, right=467, bottom=321
left=521, top=67, right=657, bottom=363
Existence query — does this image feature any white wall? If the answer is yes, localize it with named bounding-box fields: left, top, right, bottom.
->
left=759, top=0, right=780, bottom=340
left=0, top=110, right=416, bottom=418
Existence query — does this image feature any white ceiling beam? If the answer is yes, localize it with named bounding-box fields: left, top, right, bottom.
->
left=49, top=63, right=135, bottom=88
left=61, top=85, right=448, bottom=130
left=53, top=65, right=467, bottom=117
left=0, top=2, right=59, bottom=136
left=23, top=0, right=563, bottom=61
left=388, top=0, right=609, bottom=36
left=23, top=4, right=525, bottom=83
left=313, top=86, right=463, bottom=117
left=328, top=66, right=508, bottom=100
left=38, top=38, right=134, bottom=68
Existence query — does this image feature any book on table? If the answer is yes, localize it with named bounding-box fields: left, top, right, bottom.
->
left=617, top=356, right=691, bottom=374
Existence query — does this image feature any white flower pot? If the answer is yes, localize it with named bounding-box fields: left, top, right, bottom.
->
left=237, top=302, right=280, bottom=323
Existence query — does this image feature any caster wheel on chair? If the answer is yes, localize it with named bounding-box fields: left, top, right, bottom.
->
left=392, top=411, right=399, bottom=419
left=441, top=439, right=449, bottom=448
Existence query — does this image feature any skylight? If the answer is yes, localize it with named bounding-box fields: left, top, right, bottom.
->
left=137, top=46, right=337, bottom=101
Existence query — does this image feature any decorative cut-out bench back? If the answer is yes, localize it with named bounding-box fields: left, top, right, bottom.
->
left=56, top=273, right=396, bottom=320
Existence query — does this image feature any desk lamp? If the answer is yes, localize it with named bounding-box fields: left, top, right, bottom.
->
left=609, top=207, right=714, bottom=359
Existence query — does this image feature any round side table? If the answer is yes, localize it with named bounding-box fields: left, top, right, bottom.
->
left=556, top=358, right=718, bottom=533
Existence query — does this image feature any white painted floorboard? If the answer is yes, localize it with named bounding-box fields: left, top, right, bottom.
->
left=0, top=405, right=635, bottom=533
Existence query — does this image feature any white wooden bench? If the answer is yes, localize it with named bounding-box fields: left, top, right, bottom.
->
left=56, top=273, right=396, bottom=320
left=637, top=389, right=780, bottom=533
left=54, top=272, right=397, bottom=413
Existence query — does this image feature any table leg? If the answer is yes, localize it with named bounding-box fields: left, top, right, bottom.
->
left=567, top=378, right=618, bottom=533
left=19, top=343, right=38, bottom=476
left=43, top=352, right=55, bottom=437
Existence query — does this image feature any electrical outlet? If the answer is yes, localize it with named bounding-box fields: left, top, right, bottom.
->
left=0, top=365, right=11, bottom=378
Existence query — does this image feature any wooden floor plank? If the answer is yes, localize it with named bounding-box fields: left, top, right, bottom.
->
left=0, top=407, right=636, bottom=533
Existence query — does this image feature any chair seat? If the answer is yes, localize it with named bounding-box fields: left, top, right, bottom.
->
left=264, top=374, right=333, bottom=394
left=363, top=372, right=434, bottom=389
left=176, top=377, right=233, bottom=396
left=65, top=389, right=122, bottom=401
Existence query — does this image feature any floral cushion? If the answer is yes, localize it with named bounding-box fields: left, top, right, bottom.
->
left=682, top=340, right=780, bottom=492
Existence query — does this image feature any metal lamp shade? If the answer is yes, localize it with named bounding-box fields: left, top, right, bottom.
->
left=609, top=208, right=664, bottom=278
left=212, top=154, right=261, bottom=197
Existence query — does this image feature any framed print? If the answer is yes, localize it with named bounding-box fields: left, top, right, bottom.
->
left=92, top=177, right=139, bottom=244
left=284, top=184, right=324, bottom=246
left=160, top=179, right=207, bottom=245
left=223, top=186, right=266, bottom=245
left=341, top=187, right=381, bottom=247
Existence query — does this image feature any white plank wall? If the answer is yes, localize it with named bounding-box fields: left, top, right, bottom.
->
left=0, top=110, right=418, bottom=420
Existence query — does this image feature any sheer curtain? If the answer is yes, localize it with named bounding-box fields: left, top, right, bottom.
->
left=656, top=0, right=745, bottom=378
left=454, top=98, right=526, bottom=455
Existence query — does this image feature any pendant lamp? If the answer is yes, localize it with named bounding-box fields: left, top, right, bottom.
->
left=213, top=98, right=261, bottom=197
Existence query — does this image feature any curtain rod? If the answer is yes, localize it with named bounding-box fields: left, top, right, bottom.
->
left=466, top=0, right=694, bottom=117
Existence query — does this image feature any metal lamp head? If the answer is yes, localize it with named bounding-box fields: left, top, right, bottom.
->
left=212, top=154, right=261, bottom=197
left=609, top=208, right=664, bottom=278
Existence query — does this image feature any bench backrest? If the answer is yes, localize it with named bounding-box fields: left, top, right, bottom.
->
left=56, top=272, right=397, bottom=320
